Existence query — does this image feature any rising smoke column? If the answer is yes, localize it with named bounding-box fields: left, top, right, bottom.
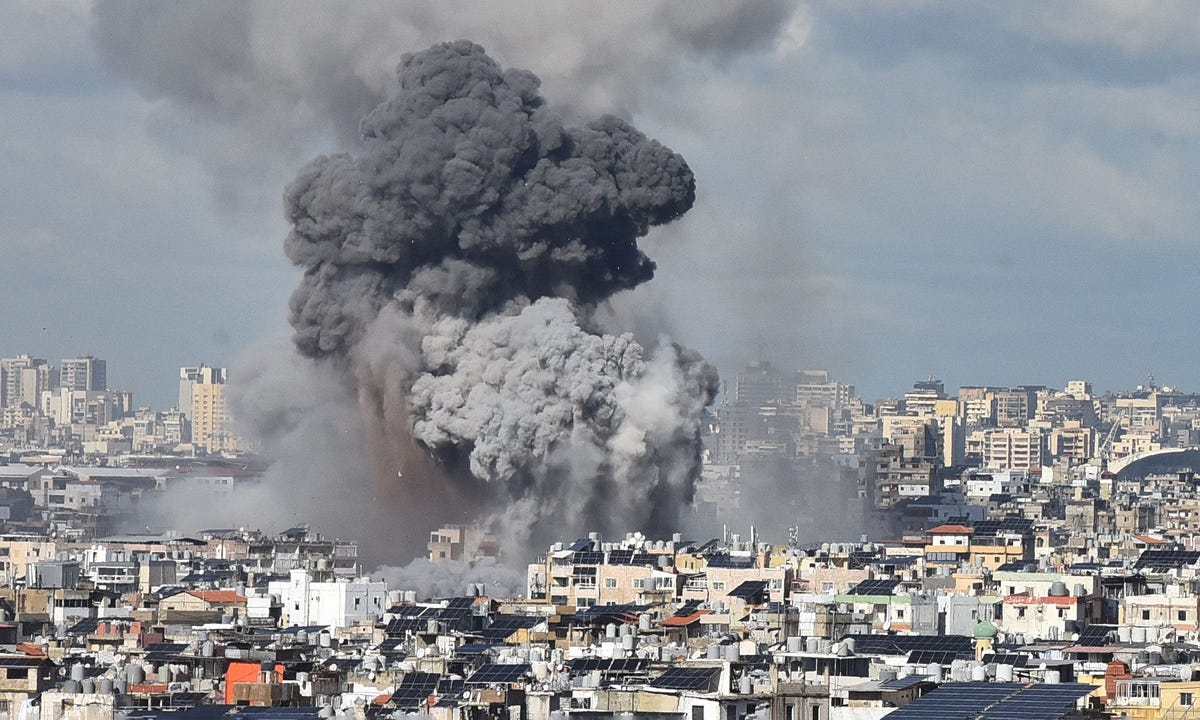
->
left=283, top=41, right=716, bottom=553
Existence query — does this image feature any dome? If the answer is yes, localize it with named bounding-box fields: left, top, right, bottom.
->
left=973, top=620, right=999, bottom=639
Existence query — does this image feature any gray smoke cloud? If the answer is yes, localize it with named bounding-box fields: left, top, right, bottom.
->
left=91, top=3, right=802, bottom=564
left=277, top=41, right=715, bottom=554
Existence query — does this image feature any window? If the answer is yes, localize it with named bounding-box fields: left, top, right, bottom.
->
left=1180, top=610, right=1188, bottom=622
left=692, top=708, right=704, bottom=720
left=604, top=578, right=617, bottom=589
left=812, top=706, right=820, bottom=720
left=712, top=581, right=725, bottom=590
left=1143, top=610, right=1151, bottom=621
left=1182, top=693, right=1194, bottom=706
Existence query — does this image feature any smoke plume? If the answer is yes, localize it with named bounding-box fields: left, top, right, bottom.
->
left=276, top=41, right=715, bottom=555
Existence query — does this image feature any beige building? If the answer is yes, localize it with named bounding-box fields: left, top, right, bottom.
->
left=189, top=366, right=237, bottom=453
left=974, top=428, right=1044, bottom=470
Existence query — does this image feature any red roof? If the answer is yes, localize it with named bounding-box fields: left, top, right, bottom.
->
left=1133, top=535, right=1167, bottom=545
left=928, top=524, right=973, bottom=535
left=185, top=589, right=246, bottom=605
left=662, top=610, right=710, bottom=627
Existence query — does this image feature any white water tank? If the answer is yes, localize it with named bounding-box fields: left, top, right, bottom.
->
left=925, top=663, right=943, bottom=682
left=1132, top=626, right=1147, bottom=643
left=786, top=637, right=803, bottom=653
left=1045, top=670, right=1061, bottom=684
left=739, top=676, right=752, bottom=694
left=996, top=664, right=1014, bottom=682
left=726, top=644, right=741, bottom=662
left=805, top=637, right=820, bottom=653
left=971, top=664, right=986, bottom=681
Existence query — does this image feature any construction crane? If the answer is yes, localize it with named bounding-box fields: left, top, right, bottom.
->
left=1095, top=406, right=1130, bottom=469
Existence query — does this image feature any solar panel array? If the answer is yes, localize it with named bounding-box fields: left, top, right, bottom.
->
left=977, top=683, right=1094, bottom=720
left=480, top=614, right=540, bottom=641
left=650, top=666, right=721, bottom=691
left=727, top=580, right=769, bottom=600
left=391, top=672, right=440, bottom=710
left=705, top=555, right=754, bottom=569
left=986, top=653, right=1030, bottom=668
left=1135, top=549, right=1200, bottom=570
left=1075, top=625, right=1116, bottom=646
left=883, top=682, right=1092, bottom=720
left=568, top=658, right=649, bottom=673
left=607, top=549, right=656, bottom=566
left=674, top=599, right=702, bottom=616
left=570, top=551, right=605, bottom=565
left=846, top=578, right=900, bottom=596
left=568, top=538, right=593, bottom=552
left=847, top=634, right=973, bottom=658
left=974, top=518, right=1034, bottom=535
left=907, top=650, right=959, bottom=665
left=465, top=663, right=530, bottom=686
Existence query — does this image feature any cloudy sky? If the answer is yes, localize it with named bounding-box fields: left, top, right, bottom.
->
left=3, top=1, right=1199, bottom=408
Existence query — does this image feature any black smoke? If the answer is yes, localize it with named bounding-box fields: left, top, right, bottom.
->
left=280, top=41, right=716, bottom=555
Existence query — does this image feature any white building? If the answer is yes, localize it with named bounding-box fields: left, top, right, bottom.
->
left=269, top=569, right=388, bottom=629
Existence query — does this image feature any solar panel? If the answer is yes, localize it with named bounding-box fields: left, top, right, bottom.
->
left=568, top=538, right=592, bottom=552
left=608, top=549, right=634, bottom=565
left=986, top=653, right=1030, bottom=668
left=878, top=674, right=930, bottom=691
left=884, top=682, right=1022, bottom=720
left=846, top=578, right=900, bottom=596
left=907, top=650, right=959, bottom=665
left=1075, top=625, right=1116, bottom=646
left=977, top=683, right=1094, bottom=720
left=727, top=580, right=768, bottom=600
left=674, top=600, right=702, bottom=616
left=437, top=678, right=464, bottom=696
left=391, top=672, right=440, bottom=710
left=705, top=555, right=754, bottom=569
left=650, top=666, right=721, bottom=691
left=465, top=663, right=530, bottom=685
left=848, top=634, right=973, bottom=658
left=568, top=658, right=650, bottom=673
left=1135, top=550, right=1200, bottom=570
left=571, top=551, right=604, bottom=565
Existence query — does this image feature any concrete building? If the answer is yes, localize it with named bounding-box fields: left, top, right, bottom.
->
left=187, top=366, right=234, bottom=453
left=269, top=569, right=388, bottom=629
left=59, top=356, right=105, bottom=392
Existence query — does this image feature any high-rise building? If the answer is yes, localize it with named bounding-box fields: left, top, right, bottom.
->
left=735, top=360, right=783, bottom=408
left=178, top=365, right=226, bottom=419
left=0, top=355, right=51, bottom=408
left=187, top=366, right=234, bottom=453
left=59, top=355, right=106, bottom=391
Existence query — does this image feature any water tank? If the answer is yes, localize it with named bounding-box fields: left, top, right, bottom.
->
left=612, top=646, right=626, bottom=660
left=639, top=613, right=652, bottom=632
left=1045, top=670, right=1061, bottom=684
left=1049, top=581, right=1069, bottom=597
left=622, top=634, right=636, bottom=651
left=606, top=623, right=617, bottom=639
left=62, top=681, right=80, bottom=694
left=319, top=631, right=332, bottom=648
left=878, top=669, right=897, bottom=683
left=98, top=679, right=113, bottom=695
left=1183, top=666, right=1196, bottom=682
left=707, top=644, right=722, bottom=660
left=387, top=590, right=402, bottom=605
left=297, top=672, right=310, bottom=684
left=836, top=642, right=852, bottom=658
left=126, top=665, right=145, bottom=684
left=202, top=641, right=215, bottom=657
left=1132, top=626, right=1148, bottom=643
left=726, top=644, right=741, bottom=662
left=1118, top=626, right=1132, bottom=643
left=296, top=630, right=309, bottom=645
left=404, top=590, right=417, bottom=603
left=157, top=666, right=170, bottom=684
left=926, top=663, right=943, bottom=682
left=672, top=533, right=683, bottom=544
left=81, top=678, right=95, bottom=694
left=114, top=680, right=126, bottom=695
left=818, top=640, right=832, bottom=655
left=532, top=661, right=548, bottom=680
left=786, top=637, right=803, bottom=653
left=805, top=637, right=820, bottom=653
left=971, top=664, right=986, bottom=682
left=70, top=664, right=85, bottom=682
left=843, top=637, right=856, bottom=654
left=739, top=676, right=752, bottom=694
left=426, top=618, right=439, bottom=634
left=996, top=664, right=1014, bottom=682
left=1073, top=583, right=1087, bottom=598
